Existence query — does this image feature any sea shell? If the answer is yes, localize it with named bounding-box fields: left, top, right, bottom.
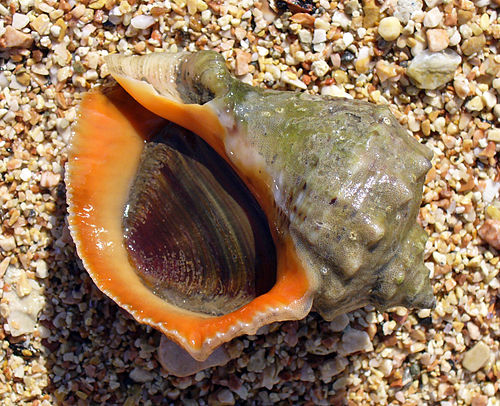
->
left=66, top=51, right=434, bottom=368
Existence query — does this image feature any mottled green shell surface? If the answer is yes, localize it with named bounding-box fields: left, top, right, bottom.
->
left=107, top=51, right=435, bottom=321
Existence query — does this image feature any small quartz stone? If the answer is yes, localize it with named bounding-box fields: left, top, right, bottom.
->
left=12, top=13, right=30, bottom=30
left=313, top=29, right=327, bottom=44
left=482, top=90, right=497, bottom=110
left=465, top=96, right=484, bottom=112
left=426, top=29, right=449, bottom=52
left=339, top=327, right=374, bottom=355
left=298, top=29, right=312, bottom=45
left=311, top=60, right=330, bottom=77
left=394, top=0, right=423, bottom=24
left=217, top=389, right=235, bottom=405
left=0, top=236, right=16, bottom=252
left=20, top=168, right=32, bottom=181
left=378, top=17, right=402, bottom=41
left=453, top=76, right=470, bottom=98
left=462, top=342, right=490, bottom=372
left=423, top=7, right=443, bottom=28
left=130, top=15, right=155, bottom=30
left=487, top=129, right=500, bottom=142
left=462, top=34, right=486, bottom=56
left=407, top=49, right=461, bottom=89
left=329, top=313, right=350, bottom=331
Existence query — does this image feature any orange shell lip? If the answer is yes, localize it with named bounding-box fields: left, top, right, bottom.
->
left=65, top=85, right=314, bottom=361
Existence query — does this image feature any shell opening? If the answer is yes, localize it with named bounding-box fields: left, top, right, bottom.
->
left=122, top=121, right=277, bottom=316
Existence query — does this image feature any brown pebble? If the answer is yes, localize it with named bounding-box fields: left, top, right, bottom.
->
left=471, top=395, right=488, bottom=406
left=234, top=49, right=252, bottom=76
left=478, top=219, right=500, bottom=250
left=0, top=26, right=33, bottom=48
left=457, top=10, right=473, bottom=26
left=290, top=13, right=315, bottom=26
left=363, top=0, right=379, bottom=28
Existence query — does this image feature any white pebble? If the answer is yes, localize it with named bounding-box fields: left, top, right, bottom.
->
left=321, top=84, right=353, bottom=99
left=20, top=168, right=31, bottom=181
left=311, top=60, right=330, bottom=78
left=130, top=15, right=155, bottom=30
left=482, top=90, right=497, bottom=110
left=339, top=327, right=373, bottom=355
left=50, top=25, right=61, bottom=37
left=298, top=29, right=312, bottom=45
left=407, top=49, right=461, bottom=89
left=343, top=32, right=354, bottom=47
left=35, top=260, right=48, bottom=279
left=0, top=236, right=16, bottom=252
left=378, top=17, right=402, bottom=41
left=12, top=13, right=30, bottom=30
left=423, top=7, right=443, bottom=28
left=465, top=96, right=484, bottom=112
left=312, top=29, right=327, bottom=44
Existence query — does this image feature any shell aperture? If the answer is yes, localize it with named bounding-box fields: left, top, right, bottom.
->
left=123, top=124, right=276, bottom=316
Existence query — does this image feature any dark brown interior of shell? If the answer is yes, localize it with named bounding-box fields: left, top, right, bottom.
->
left=122, top=122, right=277, bottom=316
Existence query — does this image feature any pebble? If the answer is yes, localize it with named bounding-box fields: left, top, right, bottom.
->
left=30, top=14, right=51, bottom=35
left=0, top=236, right=16, bottom=252
left=487, top=129, right=500, bottom=142
left=339, top=327, right=374, bottom=355
left=378, top=17, right=402, bottom=41
left=394, top=0, right=423, bottom=24
left=130, top=15, right=155, bottom=30
left=0, top=26, right=33, bottom=48
left=478, top=219, right=500, bottom=250
left=298, top=29, right=312, bottom=45
left=3, top=276, right=45, bottom=337
left=234, top=50, right=251, bottom=76
left=20, top=168, right=32, bottom=181
left=375, top=60, right=399, bottom=82
left=35, top=260, right=48, bottom=279
left=311, top=60, right=330, bottom=78
left=406, top=49, right=461, bottom=89
left=423, top=7, right=443, bottom=28
left=129, top=367, right=154, bottom=382
left=466, top=322, right=481, bottom=340
left=329, top=313, right=350, bottom=331
left=462, top=35, right=486, bottom=56
left=312, top=29, right=327, bottom=44
left=40, top=171, right=61, bottom=188
left=465, top=96, right=484, bottom=112
left=481, top=90, right=496, bottom=110
left=453, top=75, right=470, bottom=98
left=319, top=357, right=348, bottom=382
left=462, top=342, right=490, bottom=372
left=217, top=389, right=235, bottom=405
left=321, top=84, right=352, bottom=98
left=426, top=29, right=449, bottom=52
left=12, top=13, right=30, bottom=30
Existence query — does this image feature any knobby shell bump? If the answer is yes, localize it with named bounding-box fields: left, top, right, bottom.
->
left=65, top=50, right=434, bottom=370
